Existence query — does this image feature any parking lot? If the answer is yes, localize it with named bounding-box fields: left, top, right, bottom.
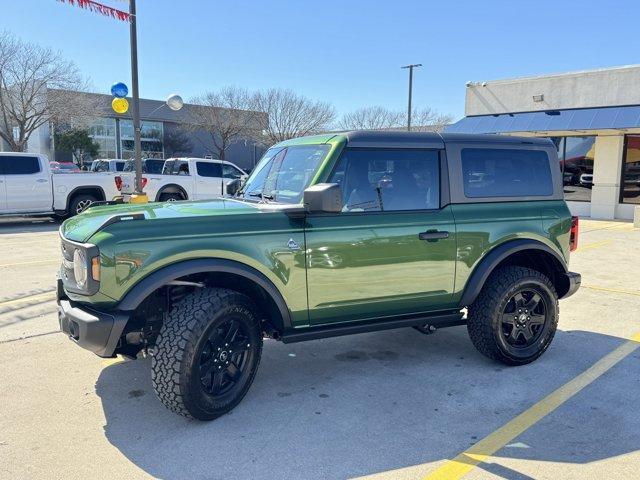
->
left=0, top=216, right=638, bottom=480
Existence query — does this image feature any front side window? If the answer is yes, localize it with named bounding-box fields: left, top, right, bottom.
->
left=328, top=148, right=440, bottom=212
left=621, top=135, right=640, bottom=204
left=222, top=164, right=243, bottom=179
left=196, top=161, right=222, bottom=178
left=461, top=148, right=553, bottom=198
left=239, top=144, right=330, bottom=204
left=0, top=156, right=41, bottom=175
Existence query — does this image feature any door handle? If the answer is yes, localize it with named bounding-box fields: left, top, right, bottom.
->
left=36, top=179, right=48, bottom=183
left=418, top=230, right=449, bottom=242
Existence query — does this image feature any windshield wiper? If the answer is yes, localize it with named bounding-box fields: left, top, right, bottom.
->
left=246, top=191, right=274, bottom=202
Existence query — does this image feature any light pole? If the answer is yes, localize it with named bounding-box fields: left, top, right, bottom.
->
left=401, top=64, right=422, bottom=132
left=128, top=0, right=145, bottom=200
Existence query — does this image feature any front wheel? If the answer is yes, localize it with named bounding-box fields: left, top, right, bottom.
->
left=151, top=288, right=263, bottom=420
left=467, top=266, right=558, bottom=366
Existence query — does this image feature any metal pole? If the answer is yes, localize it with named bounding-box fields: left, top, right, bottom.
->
left=129, top=0, right=143, bottom=195
left=401, top=64, right=422, bottom=132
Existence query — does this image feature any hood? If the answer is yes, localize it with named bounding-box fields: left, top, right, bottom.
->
left=61, top=198, right=260, bottom=243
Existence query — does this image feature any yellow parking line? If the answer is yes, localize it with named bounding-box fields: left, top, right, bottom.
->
left=582, top=285, right=640, bottom=297
left=0, top=259, right=59, bottom=267
left=101, top=355, right=129, bottom=367
left=0, top=291, right=56, bottom=307
left=422, top=331, right=640, bottom=480
left=576, top=240, right=611, bottom=252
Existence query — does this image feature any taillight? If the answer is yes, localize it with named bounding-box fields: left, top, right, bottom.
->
left=141, top=177, right=148, bottom=189
left=570, top=216, right=579, bottom=252
left=114, top=176, right=122, bottom=191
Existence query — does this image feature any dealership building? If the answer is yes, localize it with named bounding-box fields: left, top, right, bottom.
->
left=3, top=91, right=267, bottom=171
left=447, top=65, right=640, bottom=220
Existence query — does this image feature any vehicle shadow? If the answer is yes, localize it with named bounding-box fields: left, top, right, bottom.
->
left=0, top=216, right=60, bottom=234
left=95, top=327, right=640, bottom=480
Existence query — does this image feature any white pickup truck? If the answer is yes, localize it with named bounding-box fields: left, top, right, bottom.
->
left=118, top=157, right=247, bottom=201
left=0, top=152, right=120, bottom=217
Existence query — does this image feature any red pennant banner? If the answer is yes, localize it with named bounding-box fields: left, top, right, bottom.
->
left=57, top=0, right=131, bottom=22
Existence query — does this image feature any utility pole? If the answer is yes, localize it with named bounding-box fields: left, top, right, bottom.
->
left=129, top=0, right=144, bottom=197
left=401, top=64, right=422, bottom=132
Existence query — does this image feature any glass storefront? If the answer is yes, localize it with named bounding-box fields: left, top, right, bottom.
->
left=120, top=120, right=164, bottom=159
left=87, top=117, right=117, bottom=159
left=550, top=136, right=596, bottom=202
left=621, top=135, right=640, bottom=204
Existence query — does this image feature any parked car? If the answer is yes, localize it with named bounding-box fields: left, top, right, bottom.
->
left=0, top=152, right=120, bottom=217
left=122, top=158, right=165, bottom=174
left=58, top=131, right=580, bottom=421
left=117, top=157, right=247, bottom=201
left=579, top=173, right=593, bottom=187
left=50, top=161, right=81, bottom=174
left=90, top=159, right=126, bottom=173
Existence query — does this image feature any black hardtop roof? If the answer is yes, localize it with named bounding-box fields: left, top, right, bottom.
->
left=342, top=130, right=553, bottom=148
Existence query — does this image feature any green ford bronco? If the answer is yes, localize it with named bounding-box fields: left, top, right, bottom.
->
left=58, top=131, right=580, bottom=420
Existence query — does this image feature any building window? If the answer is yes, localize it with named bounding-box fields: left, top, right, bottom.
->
left=621, top=135, right=640, bottom=204
left=87, top=117, right=117, bottom=158
left=120, top=120, right=164, bottom=159
left=549, top=136, right=595, bottom=202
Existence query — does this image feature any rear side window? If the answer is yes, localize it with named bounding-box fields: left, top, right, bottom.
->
left=0, top=156, right=41, bottom=175
left=461, top=148, right=553, bottom=198
left=196, top=162, right=221, bottom=177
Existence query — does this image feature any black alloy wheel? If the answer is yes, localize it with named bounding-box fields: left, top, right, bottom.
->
left=198, top=317, right=252, bottom=397
left=500, top=289, right=547, bottom=348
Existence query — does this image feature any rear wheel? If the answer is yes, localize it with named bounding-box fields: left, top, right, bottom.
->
left=69, top=194, right=97, bottom=216
left=151, top=288, right=263, bottom=420
left=159, top=192, right=184, bottom=202
left=467, top=266, right=558, bottom=366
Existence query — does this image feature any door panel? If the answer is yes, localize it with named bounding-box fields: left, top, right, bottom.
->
left=305, top=207, right=457, bottom=325
left=2, top=156, right=51, bottom=212
left=0, top=175, right=6, bottom=212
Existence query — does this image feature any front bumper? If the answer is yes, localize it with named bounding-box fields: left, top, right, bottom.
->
left=57, top=280, right=129, bottom=358
left=560, top=271, right=581, bottom=299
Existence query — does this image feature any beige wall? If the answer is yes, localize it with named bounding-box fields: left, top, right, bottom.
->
left=465, top=65, right=640, bottom=116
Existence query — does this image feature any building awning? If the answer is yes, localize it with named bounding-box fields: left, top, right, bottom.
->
left=445, top=104, right=640, bottom=134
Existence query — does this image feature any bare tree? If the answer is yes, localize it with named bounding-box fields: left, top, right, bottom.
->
left=252, top=88, right=335, bottom=144
left=163, top=127, right=193, bottom=158
left=409, top=108, right=453, bottom=133
left=189, top=86, right=259, bottom=160
left=338, top=106, right=453, bottom=132
left=338, top=106, right=403, bottom=130
left=0, top=31, right=94, bottom=152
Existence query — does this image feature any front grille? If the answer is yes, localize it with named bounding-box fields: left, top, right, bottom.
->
left=60, top=238, right=77, bottom=287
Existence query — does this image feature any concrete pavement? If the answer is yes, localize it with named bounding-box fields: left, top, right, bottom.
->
left=0, top=217, right=638, bottom=480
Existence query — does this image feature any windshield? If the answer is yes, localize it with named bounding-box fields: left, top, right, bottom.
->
left=239, top=144, right=330, bottom=204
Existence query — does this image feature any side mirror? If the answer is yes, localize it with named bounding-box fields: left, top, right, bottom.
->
left=226, top=178, right=242, bottom=196
left=303, top=183, right=343, bottom=213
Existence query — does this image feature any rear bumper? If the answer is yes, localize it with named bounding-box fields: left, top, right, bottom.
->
left=560, top=271, right=581, bottom=299
left=57, top=280, right=129, bottom=358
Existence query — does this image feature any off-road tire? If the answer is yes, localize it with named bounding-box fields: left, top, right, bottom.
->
left=467, top=266, right=558, bottom=366
left=151, top=288, right=263, bottom=420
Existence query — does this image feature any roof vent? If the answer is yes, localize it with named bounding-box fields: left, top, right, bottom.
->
left=533, top=94, right=544, bottom=102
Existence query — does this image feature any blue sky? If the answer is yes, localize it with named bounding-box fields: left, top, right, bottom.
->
left=4, top=0, right=639, bottom=120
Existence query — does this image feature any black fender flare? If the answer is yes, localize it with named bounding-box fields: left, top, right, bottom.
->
left=117, top=258, right=292, bottom=329
left=155, top=184, right=188, bottom=202
left=459, top=239, right=568, bottom=307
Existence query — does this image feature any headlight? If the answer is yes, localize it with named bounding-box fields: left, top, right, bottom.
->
left=73, top=248, right=87, bottom=288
